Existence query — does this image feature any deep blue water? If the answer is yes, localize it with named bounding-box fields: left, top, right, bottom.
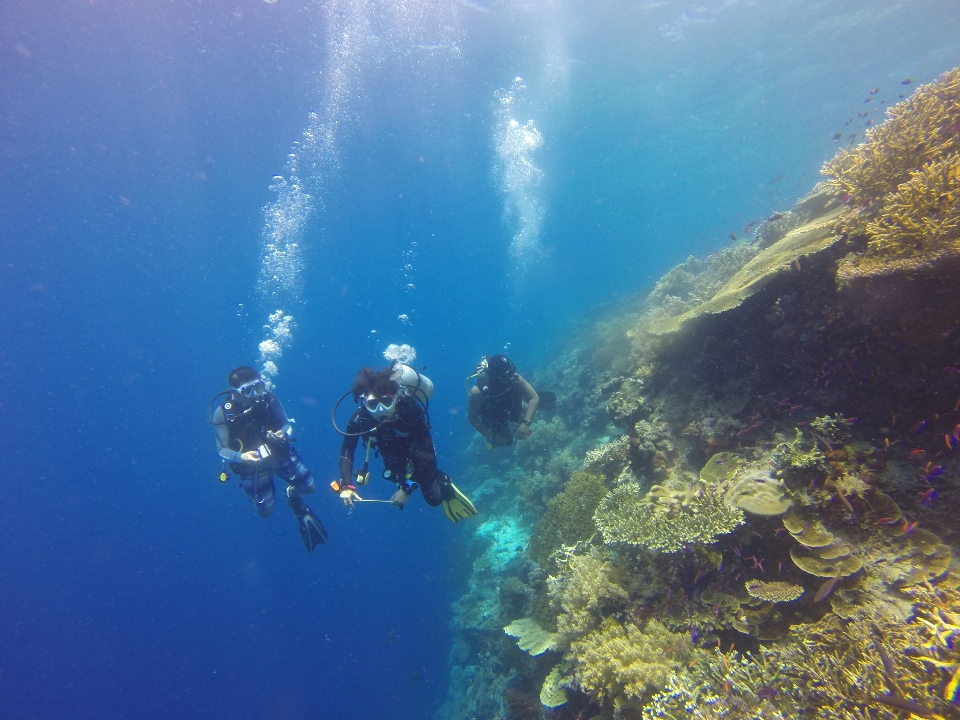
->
left=1, top=1, right=958, bottom=719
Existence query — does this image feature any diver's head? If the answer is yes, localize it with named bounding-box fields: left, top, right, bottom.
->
left=483, top=355, right=516, bottom=389
left=352, top=363, right=400, bottom=422
left=228, top=366, right=266, bottom=404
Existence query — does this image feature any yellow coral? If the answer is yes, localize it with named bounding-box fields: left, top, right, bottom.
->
left=548, top=547, right=630, bottom=642
left=568, top=617, right=692, bottom=711
left=822, top=67, right=960, bottom=207
left=595, top=482, right=744, bottom=553
left=838, top=152, right=960, bottom=280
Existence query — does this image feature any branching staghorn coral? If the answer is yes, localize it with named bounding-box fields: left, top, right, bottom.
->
left=838, top=152, right=960, bottom=280
left=822, top=67, right=960, bottom=208
left=594, top=482, right=744, bottom=553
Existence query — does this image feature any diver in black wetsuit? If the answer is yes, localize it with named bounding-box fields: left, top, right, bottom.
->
left=466, top=355, right=540, bottom=448
left=210, top=366, right=327, bottom=551
left=336, top=362, right=478, bottom=523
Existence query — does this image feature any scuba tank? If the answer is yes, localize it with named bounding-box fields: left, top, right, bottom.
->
left=393, top=364, right=434, bottom=403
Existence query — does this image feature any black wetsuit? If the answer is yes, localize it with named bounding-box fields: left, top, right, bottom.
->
left=474, top=370, right=524, bottom=446
left=213, top=392, right=313, bottom=517
left=339, top=396, right=451, bottom=506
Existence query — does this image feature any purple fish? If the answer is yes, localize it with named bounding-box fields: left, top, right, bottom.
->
left=814, top=575, right=842, bottom=602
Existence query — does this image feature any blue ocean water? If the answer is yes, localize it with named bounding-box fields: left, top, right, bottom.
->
left=1, top=1, right=957, bottom=719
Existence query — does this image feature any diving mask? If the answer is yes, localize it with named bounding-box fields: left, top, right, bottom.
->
left=236, top=379, right=266, bottom=399
left=363, top=394, right=397, bottom=421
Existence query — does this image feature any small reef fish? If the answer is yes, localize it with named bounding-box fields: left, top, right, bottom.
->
left=912, top=421, right=928, bottom=433
left=814, top=575, right=842, bottom=602
left=902, top=78, right=913, bottom=85
left=903, top=520, right=919, bottom=534
left=869, top=87, right=880, bottom=95
left=871, top=694, right=938, bottom=718
left=944, top=367, right=960, bottom=374
left=919, top=488, right=937, bottom=504
left=737, top=422, right=761, bottom=437
left=832, top=133, right=842, bottom=142
left=946, top=434, right=955, bottom=450
left=909, top=449, right=926, bottom=458
left=923, top=465, right=944, bottom=481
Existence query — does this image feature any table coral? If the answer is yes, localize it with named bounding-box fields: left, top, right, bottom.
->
left=503, top=617, right=559, bottom=656
left=745, top=580, right=804, bottom=603
left=595, top=482, right=745, bottom=553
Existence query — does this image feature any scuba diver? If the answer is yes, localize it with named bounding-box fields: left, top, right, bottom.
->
left=334, top=362, right=478, bottom=523
left=210, top=366, right=327, bottom=552
left=466, top=355, right=543, bottom=449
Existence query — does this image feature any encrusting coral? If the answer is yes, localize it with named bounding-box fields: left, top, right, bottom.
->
left=594, top=481, right=744, bottom=553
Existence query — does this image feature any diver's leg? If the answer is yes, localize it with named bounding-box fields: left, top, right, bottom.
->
left=241, top=466, right=276, bottom=517
left=414, top=463, right=451, bottom=507
left=276, top=446, right=315, bottom=494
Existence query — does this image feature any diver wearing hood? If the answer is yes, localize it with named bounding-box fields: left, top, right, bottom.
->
left=337, top=362, right=477, bottom=523
left=210, top=366, right=327, bottom=551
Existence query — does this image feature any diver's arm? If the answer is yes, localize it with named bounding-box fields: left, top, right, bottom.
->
left=267, top=394, right=295, bottom=439
left=212, top=406, right=244, bottom=463
left=517, top=376, right=539, bottom=424
left=466, top=387, right=491, bottom=437
left=339, top=412, right=362, bottom=483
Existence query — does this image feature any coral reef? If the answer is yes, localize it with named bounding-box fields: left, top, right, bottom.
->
left=439, top=67, right=960, bottom=720
left=568, top=617, right=692, bottom=713
left=822, top=67, right=960, bottom=208
left=744, top=579, right=804, bottom=603
left=548, top=547, right=630, bottom=642
left=504, top=618, right=559, bottom=656
left=648, top=185, right=845, bottom=336
left=723, top=464, right=792, bottom=516
left=594, top=481, right=745, bottom=553
left=539, top=665, right=568, bottom=709
left=529, top=470, right=608, bottom=566
left=839, top=152, right=960, bottom=280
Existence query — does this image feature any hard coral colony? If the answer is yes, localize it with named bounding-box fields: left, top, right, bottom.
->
left=441, top=67, right=960, bottom=720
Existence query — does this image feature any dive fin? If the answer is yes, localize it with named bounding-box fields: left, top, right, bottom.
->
left=441, top=482, right=478, bottom=524
left=287, top=487, right=328, bottom=551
